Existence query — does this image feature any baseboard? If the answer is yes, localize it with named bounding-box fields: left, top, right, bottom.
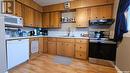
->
left=115, top=66, right=123, bottom=73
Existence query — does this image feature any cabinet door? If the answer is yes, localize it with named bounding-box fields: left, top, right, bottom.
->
left=64, top=43, right=75, bottom=57
left=43, top=38, right=48, bottom=53
left=14, top=1, right=22, bottom=17
left=57, top=42, right=64, bottom=56
left=50, top=12, right=61, bottom=28
left=22, top=5, right=34, bottom=27
left=90, top=5, right=113, bottom=20
left=90, top=6, right=100, bottom=20
left=48, top=42, right=57, bottom=55
left=38, top=38, right=43, bottom=54
left=76, top=8, right=90, bottom=27
left=34, top=11, right=42, bottom=28
left=43, top=13, right=50, bottom=28
left=100, top=5, right=112, bottom=19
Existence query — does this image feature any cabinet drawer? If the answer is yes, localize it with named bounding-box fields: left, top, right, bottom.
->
left=76, top=39, right=88, bottom=43
left=75, top=43, right=87, bottom=51
left=57, top=38, right=65, bottom=42
left=48, top=38, right=57, bottom=42
left=57, top=38, right=75, bottom=43
left=30, top=38, right=39, bottom=41
left=75, top=51, right=87, bottom=59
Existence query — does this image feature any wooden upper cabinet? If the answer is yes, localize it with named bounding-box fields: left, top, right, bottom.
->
left=17, top=0, right=43, bottom=12
left=22, top=5, right=34, bottom=27
left=43, top=12, right=61, bottom=28
left=34, top=11, right=43, bottom=28
left=43, top=13, right=50, bottom=28
left=43, top=0, right=114, bottom=12
left=90, top=6, right=99, bottom=20
left=100, top=5, right=113, bottom=19
left=50, top=12, right=61, bottom=28
left=76, top=8, right=90, bottom=28
left=90, top=5, right=113, bottom=20
left=14, top=1, right=22, bottom=17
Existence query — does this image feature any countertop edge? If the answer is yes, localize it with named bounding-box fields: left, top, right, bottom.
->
left=6, top=36, right=89, bottom=40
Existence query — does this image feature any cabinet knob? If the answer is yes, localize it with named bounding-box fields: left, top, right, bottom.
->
left=80, top=54, right=82, bottom=56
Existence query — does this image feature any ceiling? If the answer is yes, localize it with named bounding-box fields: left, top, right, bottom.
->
left=33, top=0, right=73, bottom=6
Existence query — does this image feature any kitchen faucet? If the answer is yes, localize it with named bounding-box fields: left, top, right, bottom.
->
left=67, top=27, right=71, bottom=37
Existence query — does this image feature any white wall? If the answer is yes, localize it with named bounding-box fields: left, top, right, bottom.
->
left=0, top=0, right=7, bottom=73
left=116, top=37, right=130, bottom=71
left=109, top=0, right=119, bottom=39
left=114, top=0, right=130, bottom=71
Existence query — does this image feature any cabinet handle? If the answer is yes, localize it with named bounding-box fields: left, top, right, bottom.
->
left=103, top=17, right=105, bottom=18
left=96, top=17, right=98, bottom=18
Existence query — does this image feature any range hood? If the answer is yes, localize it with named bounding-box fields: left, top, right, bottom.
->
left=89, top=19, right=114, bottom=25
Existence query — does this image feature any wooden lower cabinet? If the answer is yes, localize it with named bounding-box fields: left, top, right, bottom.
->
left=75, top=43, right=87, bottom=59
left=48, top=42, right=57, bottom=55
left=57, top=42, right=64, bottom=56
left=43, top=38, right=48, bottom=53
left=36, top=37, right=88, bottom=60
left=57, top=38, right=75, bottom=57
left=38, top=38, right=44, bottom=54
left=47, top=38, right=57, bottom=55
left=75, top=39, right=89, bottom=59
left=64, top=43, right=75, bottom=57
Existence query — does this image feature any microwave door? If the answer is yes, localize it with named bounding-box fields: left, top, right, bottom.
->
left=4, top=16, right=23, bottom=27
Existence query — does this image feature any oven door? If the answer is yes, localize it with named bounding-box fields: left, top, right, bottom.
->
left=89, top=41, right=117, bottom=61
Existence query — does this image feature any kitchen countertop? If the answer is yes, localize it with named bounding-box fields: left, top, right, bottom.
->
left=6, top=35, right=89, bottom=40
left=90, top=39, right=116, bottom=44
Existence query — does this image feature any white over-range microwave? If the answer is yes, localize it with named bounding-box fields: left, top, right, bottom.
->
left=4, top=14, right=23, bottom=27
